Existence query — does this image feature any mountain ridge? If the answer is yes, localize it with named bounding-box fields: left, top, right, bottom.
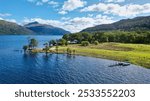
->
left=0, top=20, right=70, bottom=35
left=81, top=16, right=150, bottom=32
left=24, top=22, right=70, bottom=35
left=0, top=20, right=34, bottom=34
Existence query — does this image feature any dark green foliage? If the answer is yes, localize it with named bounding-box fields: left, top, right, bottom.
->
left=72, top=50, right=76, bottom=54
left=49, top=40, right=57, bottom=46
left=66, top=48, right=76, bottom=54
left=67, top=48, right=72, bottom=54
left=65, top=41, right=68, bottom=46
left=63, top=32, right=92, bottom=43
left=63, top=30, right=150, bottom=44
left=81, top=41, right=90, bottom=46
left=23, top=45, right=28, bottom=53
left=58, top=39, right=67, bottom=46
left=29, top=38, right=38, bottom=49
left=63, top=34, right=70, bottom=41
left=94, top=41, right=99, bottom=45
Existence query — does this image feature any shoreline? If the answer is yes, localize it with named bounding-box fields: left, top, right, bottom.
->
left=31, top=43, right=150, bottom=69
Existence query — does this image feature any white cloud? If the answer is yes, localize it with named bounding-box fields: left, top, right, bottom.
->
left=0, top=13, right=11, bottom=17
left=27, top=0, right=36, bottom=2
left=65, top=15, right=115, bottom=32
left=0, top=17, right=3, bottom=20
left=59, top=0, right=87, bottom=14
left=48, top=1, right=58, bottom=5
left=42, top=0, right=49, bottom=3
left=23, top=18, right=64, bottom=30
left=48, top=1, right=59, bottom=8
left=62, top=0, right=87, bottom=11
left=58, top=11, right=68, bottom=15
left=36, top=2, right=43, bottom=6
left=23, top=15, right=114, bottom=33
left=106, top=0, right=125, bottom=3
left=5, top=19, right=17, bottom=23
left=27, top=0, right=59, bottom=7
left=61, top=17, right=71, bottom=20
left=27, top=0, right=48, bottom=3
left=88, top=14, right=94, bottom=17
left=0, top=17, right=17, bottom=23
left=81, top=3, right=150, bottom=17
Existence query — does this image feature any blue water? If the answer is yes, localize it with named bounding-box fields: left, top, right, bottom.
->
left=0, top=35, right=150, bottom=84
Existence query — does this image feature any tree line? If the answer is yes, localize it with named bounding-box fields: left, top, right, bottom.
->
left=63, top=31, right=150, bottom=44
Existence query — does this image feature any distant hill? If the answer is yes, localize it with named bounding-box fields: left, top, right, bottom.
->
left=81, top=16, right=150, bottom=32
left=0, top=20, right=70, bottom=35
left=0, top=20, right=34, bottom=34
left=24, top=22, right=70, bottom=35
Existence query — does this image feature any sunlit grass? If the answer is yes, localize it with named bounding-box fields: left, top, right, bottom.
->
left=59, top=43, right=150, bottom=68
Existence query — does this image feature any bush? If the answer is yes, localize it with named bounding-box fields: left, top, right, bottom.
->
left=65, top=41, right=68, bottom=46
left=58, top=39, right=67, bottom=46
left=49, top=40, right=56, bottom=46
left=81, top=41, right=90, bottom=46
left=94, top=41, right=99, bottom=45
left=67, top=48, right=72, bottom=54
left=23, top=45, right=28, bottom=53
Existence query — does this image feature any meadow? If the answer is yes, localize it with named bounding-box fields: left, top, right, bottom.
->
left=58, top=43, right=150, bottom=69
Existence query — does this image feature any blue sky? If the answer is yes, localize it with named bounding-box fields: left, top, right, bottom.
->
left=0, top=0, right=150, bottom=32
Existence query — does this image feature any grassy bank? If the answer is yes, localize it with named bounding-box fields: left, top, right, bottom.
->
left=33, top=43, right=150, bottom=69
left=59, top=43, right=150, bottom=69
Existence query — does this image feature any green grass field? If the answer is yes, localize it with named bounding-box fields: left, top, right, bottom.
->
left=59, top=43, right=150, bottom=69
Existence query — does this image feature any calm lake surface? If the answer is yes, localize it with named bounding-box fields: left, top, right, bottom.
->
left=0, top=35, right=150, bottom=84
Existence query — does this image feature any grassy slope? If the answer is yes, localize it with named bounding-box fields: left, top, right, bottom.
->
left=59, top=43, right=150, bottom=68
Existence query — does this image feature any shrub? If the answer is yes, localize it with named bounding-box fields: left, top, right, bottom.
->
left=65, top=41, right=68, bottom=46
left=49, top=40, right=57, bottom=46
left=81, top=41, right=90, bottom=46
left=67, top=48, right=72, bottom=54
left=58, top=39, right=67, bottom=46
left=94, top=41, right=99, bottom=45
left=23, top=45, right=28, bottom=53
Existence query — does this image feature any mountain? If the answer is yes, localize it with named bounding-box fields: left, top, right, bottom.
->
left=0, top=20, right=70, bottom=35
left=0, top=20, right=34, bottom=34
left=81, top=16, right=150, bottom=32
left=24, top=22, right=70, bottom=35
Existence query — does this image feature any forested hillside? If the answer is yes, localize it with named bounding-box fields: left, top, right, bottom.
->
left=82, top=16, right=150, bottom=32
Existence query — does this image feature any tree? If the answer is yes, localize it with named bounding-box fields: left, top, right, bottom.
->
left=81, top=41, right=90, bottom=46
left=49, top=40, right=56, bottom=47
left=81, top=32, right=92, bottom=43
left=146, top=32, right=150, bottom=43
left=63, top=34, right=69, bottom=41
left=58, top=39, right=67, bottom=46
left=23, top=45, right=28, bottom=53
left=94, top=41, right=99, bottom=45
left=29, top=38, right=38, bottom=49
left=62, top=30, right=150, bottom=44
left=67, top=48, right=72, bottom=55
left=73, top=49, right=76, bottom=54
left=65, top=41, right=69, bottom=46
left=43, top=43, right=49, bottom=55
